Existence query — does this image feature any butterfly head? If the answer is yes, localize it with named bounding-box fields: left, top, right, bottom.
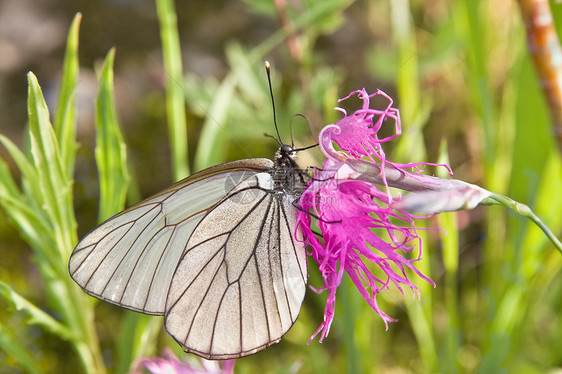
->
left=278, top=144, right=296, bottom=159
left=274, top=143, right=298, bottom=168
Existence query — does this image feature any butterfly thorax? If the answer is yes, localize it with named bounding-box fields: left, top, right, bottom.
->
left=271, top=144, right=306, bottom=197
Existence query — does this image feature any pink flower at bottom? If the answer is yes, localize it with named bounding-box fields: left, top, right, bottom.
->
left=131, top=348, right=235, bottom=374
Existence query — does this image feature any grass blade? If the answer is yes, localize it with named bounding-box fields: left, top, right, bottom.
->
left=0, top=281, right=73, bottom=341
left=95, top=48, right=130, bottom=222
left=0, top=324, right=42, bottom=374
left=53, top=13, right=81, bottom=178
left=155, top=0, right=189, bottom=180
left=27, top=72, right=77, bottom=260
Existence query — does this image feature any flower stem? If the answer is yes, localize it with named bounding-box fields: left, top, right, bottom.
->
left=482, top=193, right=562, bottom=254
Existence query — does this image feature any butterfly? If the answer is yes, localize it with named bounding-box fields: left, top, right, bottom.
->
left=69, top=64, right=311, bottom=360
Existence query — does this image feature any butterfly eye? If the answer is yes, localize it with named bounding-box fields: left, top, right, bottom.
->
left=280, top=144, right=297, bottom=159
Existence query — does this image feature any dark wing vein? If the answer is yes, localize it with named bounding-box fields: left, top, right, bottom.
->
left=71, top=203, right=160, bottom=279
left=99, top=206, right=164, bottom=294
left=279, top=198, right=307, bottom=285
left=266, top=201, right=283, bottom=334
left=165, top=191, right=270, bottom=313
left=69, top=164, right=270, bottom=314
left=233, top=196, right=275, bottom=349
left=164, top=178, right=307, bottom=360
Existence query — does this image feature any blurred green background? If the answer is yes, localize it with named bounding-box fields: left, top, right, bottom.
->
left=1, top=0, right=562, bottom=373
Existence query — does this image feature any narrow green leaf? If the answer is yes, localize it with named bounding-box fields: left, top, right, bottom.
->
left=0, top=135, right=41, bottom=206
left=27, top=72, right=76, bottom=260
left=0, top=156, right=56, bottom=255
left=1, top=130, right=70, bottom=277
left=0, top=281, right=74, bottom=341
left=251, top=0, right=352, bottom=59
left=0, top=194, right=58, bottom=260
left=193, top=74, right=237, bottom=171
left=156, top=0, right=189, bottom=180
left=436, top=141, right=461, bottom=372
left=115, top=314, right=160, bottom=373
left=403, top=229, right=437, bottom=372
left=0, top=324, right=42, bottom=374
left=54, top=12, right=81, bottom=178
left=227, top=43, right=268, bottom=105
left=0, top=147, right=24, bottom=198
left=95, top=48, right=130, bottom=222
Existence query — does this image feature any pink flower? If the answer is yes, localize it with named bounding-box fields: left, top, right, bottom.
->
left=298, top=89, right=440, bottom=342
left=131, top=348, right=235, bottom=374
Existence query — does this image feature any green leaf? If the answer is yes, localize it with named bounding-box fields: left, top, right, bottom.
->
left=54, top=13, right=81, bottom=178
left=0, top=155, right=56, bottom=254
left=156, top=0, right=189, bottom=180
left=95, top=48, right=130, bottom=222
left=0, top=281, right=73, bottom=341
left=0, top=193, right=57, bottom=259
left=0, top=324, right=42, bottom=374
left=27, top=72, right=76, bottom=260
left=0, top=135, right=41, bottom=207
left=115, top=313, right=161, bottom=373
left=0, top=144, right=25, bottom=198
left=192, top=74, right=237, bottom=171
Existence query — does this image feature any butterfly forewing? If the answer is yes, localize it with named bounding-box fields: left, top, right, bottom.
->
left=164, top=173, right=307, bottom=359
left=69, top=159, right=273, bottom=314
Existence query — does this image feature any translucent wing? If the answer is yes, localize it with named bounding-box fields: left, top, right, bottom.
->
left=164, top=173, right=307, bottom=359
left=69, top=159, right=273, bottom=315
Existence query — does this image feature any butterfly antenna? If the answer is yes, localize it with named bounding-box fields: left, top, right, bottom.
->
left=294, top=143, right=319, bottom=152
left=290, top=113, right=311, bottom=149
left=264, top=132, right=282, bottom=147
left=265, top=61, right=283, bottom=145
left=289, top=116, right=296, bottom=148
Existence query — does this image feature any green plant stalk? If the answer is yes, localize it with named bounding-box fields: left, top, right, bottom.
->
left=29, top=72, right=106, bottom=374
left=95, top=48, right=154, bottom=371
left=458, top=4, right=507, bottom=343
left=390, top=0, right=427, bottom=163
left=116, top=314, right=161, bottom=373
left=402, top=229, right=437, bottom=372
left=338, top=275, right=362, bottom=373
left=437, top=142, right=462, bottom=372
left=0, top=71, right=106, bottom=373
left=0, top=17, right=104, bottom=371
left=155, top=0, right=189, bottom=181
left=481, top=193, right=562, bottom=254
left=388, top=0, right=436, bottom=370
left=439, top=211, right=461, bottom=373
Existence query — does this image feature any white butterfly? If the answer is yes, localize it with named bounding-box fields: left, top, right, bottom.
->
left=69, top=144, right=309, bottom=359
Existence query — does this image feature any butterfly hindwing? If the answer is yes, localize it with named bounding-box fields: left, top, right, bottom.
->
left=164, top=173, right=307, bottom=359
